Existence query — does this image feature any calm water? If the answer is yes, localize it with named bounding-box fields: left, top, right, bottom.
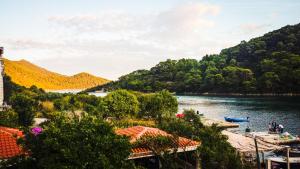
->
left=59, top=90, right=300, bottom=135
left=177, top=96, right=300, bottom=135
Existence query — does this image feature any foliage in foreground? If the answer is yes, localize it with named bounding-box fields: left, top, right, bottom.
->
left=10, top=92, right=39, bottom=127
left=159, top=109, right=244, bottom=169
left=16, top=114, right=135, bottom=169
left=133, top=135, right=181, bottom=169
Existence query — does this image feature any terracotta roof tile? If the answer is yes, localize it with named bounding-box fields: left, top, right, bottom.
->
left=0, top=126, right=25, bottom=159
left=116, top=126, right=200, bottom=159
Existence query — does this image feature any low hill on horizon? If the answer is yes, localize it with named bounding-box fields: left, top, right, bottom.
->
left=3, top=59, right=109, bottom=90
left=86, top=23, right=300, bottom=94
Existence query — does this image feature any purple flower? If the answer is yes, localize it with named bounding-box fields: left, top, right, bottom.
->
left=31, top=127, right=43, bottom=135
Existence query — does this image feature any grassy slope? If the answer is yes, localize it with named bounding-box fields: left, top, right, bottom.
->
left=4, top=59, right=109, bottom=90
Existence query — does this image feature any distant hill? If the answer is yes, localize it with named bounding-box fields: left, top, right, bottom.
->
left=3, top=59, right=109, bottom=90
left=86, top=23, right=300, bottom=94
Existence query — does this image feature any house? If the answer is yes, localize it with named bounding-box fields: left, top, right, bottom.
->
left=116, top=126, right=200, bottom=169
left=0, top=126, right=25, bottom=160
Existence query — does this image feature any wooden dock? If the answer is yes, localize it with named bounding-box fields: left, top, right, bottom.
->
left=222, top=130, right=284, bottom=153
left=267, top=157, right=300, bottom=164
left=247, top=132, right=300, bottom=145
left=202, top=117, right=239, bottom=128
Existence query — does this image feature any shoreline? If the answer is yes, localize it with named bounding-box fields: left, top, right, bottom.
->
left=45, top=89, right=84, bottom=93
left=46, top=89, right=300, bottom=97
left=176, top=92, right=300, bottom=97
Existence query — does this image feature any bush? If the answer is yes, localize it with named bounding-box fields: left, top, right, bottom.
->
left=0, top=109, right=19, bottom=127
left=112, top=118, right=156, bottom=128
left=138, top=90, right=178, bottom=123
left=104, top=89, right=139, bottom=119
left=158, top=109, right=244, bottom=169
left=21, top=114, right=135, bottom=169
left=10, top=92, right=38, bottom=127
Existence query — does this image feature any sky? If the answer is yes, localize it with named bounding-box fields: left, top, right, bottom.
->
left=0, top=0, right=300, bottom=80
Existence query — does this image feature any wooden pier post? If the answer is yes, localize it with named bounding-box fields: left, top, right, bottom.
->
left=254, top=137, right=261, bottom=169
left=286, top=146, right=290, bottom=169
left=267, top=159, right=271, bottom=169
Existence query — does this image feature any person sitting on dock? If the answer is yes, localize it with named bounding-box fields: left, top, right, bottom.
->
left=272, top=121, right=277, bottom=132
left=278, top=124, right=284, bottom=133
left=271, top=121, right=277, bottom=132
left=268, top=123, right=272, bottom=132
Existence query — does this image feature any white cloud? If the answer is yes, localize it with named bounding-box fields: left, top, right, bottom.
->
left=239, top=23, right=270, bottom=34
left=48, top=12, right=146, bottom=35
left=48, top=3, right=220, bottom=34
left=155, top=3, right=219, bottom=31
left=3, top=2, right=225, bottom=79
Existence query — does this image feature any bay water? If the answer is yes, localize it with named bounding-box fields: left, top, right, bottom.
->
left=177, top=95, right=300, bottom=135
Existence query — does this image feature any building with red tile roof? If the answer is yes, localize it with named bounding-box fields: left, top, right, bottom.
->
left=116, top=126, right=200, bottom=160
left=0, top=126, right=25, bottom=159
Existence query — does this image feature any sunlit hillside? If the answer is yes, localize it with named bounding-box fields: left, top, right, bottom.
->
left=3, top=59, right=109, bottom=90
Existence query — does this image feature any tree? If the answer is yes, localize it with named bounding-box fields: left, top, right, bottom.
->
left=53, top=95, right=82, bottom=112
left=53, top=96, right=72, bottom=111
left=0, top=109, right=19, bottom=127
left=222, top=66, right=256, bottom=92
left=159, top=109, right=203, bottom=139
left=198, top=125, right=243, bottom=169
left=22, top=114, right=134, bottom=169
left=138, top=90, right=177, bottom=123
left=74, top=94, right=107, bottom=117
left=10, top=92, right=38, bottom=127
left=3, top=74, right=25, bottom=103
left=259, top=72, right=280, bottom=92
left=133, top=135, right=180, bottom=169
left=159, top=109, right=244, bottom=169
left=105, top=90, right=139, bottom=119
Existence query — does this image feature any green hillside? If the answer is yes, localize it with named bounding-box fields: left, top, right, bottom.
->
left=86, top=23, right=300, bottom=94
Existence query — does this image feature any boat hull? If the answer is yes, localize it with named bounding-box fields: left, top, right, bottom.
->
left=224, top=117, right=249, bottom=122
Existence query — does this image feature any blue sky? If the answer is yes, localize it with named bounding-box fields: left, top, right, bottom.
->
left=1, top=0, right=300, bottom=79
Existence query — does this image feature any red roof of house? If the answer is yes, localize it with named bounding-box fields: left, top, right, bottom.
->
left=116, top=126, right=200, bottom=159
left=0, top=126, right=25, bottom=159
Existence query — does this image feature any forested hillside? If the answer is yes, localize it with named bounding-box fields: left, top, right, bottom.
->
left=4, top=59, right=109, bottom=90
left=86, top=23, right=300, bottom=94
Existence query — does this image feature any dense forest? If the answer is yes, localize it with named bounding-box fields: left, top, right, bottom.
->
left=4, top=59, right=109, bottom=90
left=87, top=23, right=300, bottom=94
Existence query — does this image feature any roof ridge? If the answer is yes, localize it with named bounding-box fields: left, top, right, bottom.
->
left=135, top=126, right=149, bottom=141
left=135, top=126, right=170, bottom=139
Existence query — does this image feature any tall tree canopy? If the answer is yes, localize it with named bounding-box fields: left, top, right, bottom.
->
left=86, top=23, right=300, bottom=94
